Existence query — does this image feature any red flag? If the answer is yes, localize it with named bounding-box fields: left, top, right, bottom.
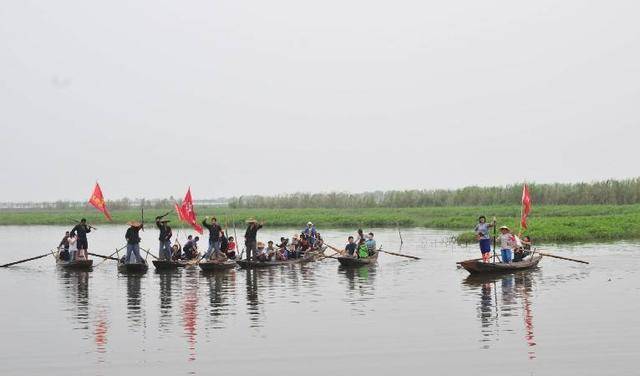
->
left=521, top=184, right=531, bottom=229
left=179, top=187, right=203, bottom=234
left=88, top=182, right=112, bottom=221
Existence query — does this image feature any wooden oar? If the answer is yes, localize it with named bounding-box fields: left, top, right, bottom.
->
left=317, top=251, right=341, bottom=261
left=538, top=252, right=589, bottom=264
left=324, top=243, right=345, bottom=255
left=95, top=245, right=128, bottom=267
left=1, top=253, right=52, bottom=268
left=88, top=252, right=119, bottom=261
left=140, top=247, right=158, bottom=260
left=378, top=249, right=420, bottom=260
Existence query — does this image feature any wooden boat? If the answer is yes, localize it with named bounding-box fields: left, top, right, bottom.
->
left=458, top=253, right=543, bottom=274
left=152, top=259, right=198, bottom=270
left=56, top=258, right=93, bottom=271
left=236, top=249, right=323, bottom=269
left=118, top=260, right=149, bottom=274
left=336, top=251, right=379, bottom=267
left=199, top=260, right=236, bottom=272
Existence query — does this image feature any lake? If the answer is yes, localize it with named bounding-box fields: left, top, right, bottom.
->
left=0, top=225, right=638, bottom=376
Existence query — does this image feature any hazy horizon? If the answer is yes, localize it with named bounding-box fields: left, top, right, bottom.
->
left=2, top=1, right=639, bottom=201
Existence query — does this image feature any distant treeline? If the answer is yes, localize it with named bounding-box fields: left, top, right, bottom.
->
left=228, top=178, right=640, bottom=208
left=0, top=198, right=227, bottom=210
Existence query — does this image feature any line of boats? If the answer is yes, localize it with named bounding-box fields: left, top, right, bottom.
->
left=54, top=246, right=387, bottom=274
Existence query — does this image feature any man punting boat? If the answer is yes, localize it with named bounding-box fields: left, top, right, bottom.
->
left=70, top=218, right=92, bottom=260
left=156, top=217, right=173, bottom=261
left=124, top=221, right=145, bottom=264
left=202, top=216, right=223, bottom=260
left=244, top=218, right=263, bottom=260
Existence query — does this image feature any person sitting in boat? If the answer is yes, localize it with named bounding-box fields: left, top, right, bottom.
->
left=357, top=238, right=369, bottom=259
left=276, top=237, right=289, bottom=259
left=267, top=241, right=277, bottom=260
left=225, top=236, right=237, bottom=260
left=314, top=232, right=324, bottom=250
left=345, top=236, right=357, bottom=256
left=255, top=241, right=269, bottom=262
left=513, top=235, right=533, bottom=262
left=297, top=234, right=311, bottom=256
left=475, top=216, right=496, bottom=263
left=365, top=233, right=377, bottom=255
left=289, top=235, right=300, bottom=259
left=171, top=243, right=182, bottom=261
left=125, top=221, right=145, bottom=264
left=182, top=236, right=200, bottom=260
left=498, top=226, right=516, bottom=263
left=58, top=231, right=71, bottom=261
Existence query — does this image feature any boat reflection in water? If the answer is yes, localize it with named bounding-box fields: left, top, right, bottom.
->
left=58, top=270, right=91, bottom=329
left=338, top=265, right=377, bottom=315
left=203, top=269, right=236, bottom=329
left=157, top=269, right=180, bottom=332
left=124, top=274, right=145, bottom=330
left=463, top=271, right=538, bottom=359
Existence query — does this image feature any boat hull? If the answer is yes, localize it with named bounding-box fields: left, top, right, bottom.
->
left=336, top=252, right=379, bottom=267
left=199, top=260, right=236, bottom=271
left=56, top=259, right=93, bottom=271
left=236, top=251, right=321, bottom=269
left=118, top=262, right=149, bottom=274
left=459, top=254, right=543, bottom=274
left=152, top=260, right=190, bottom=270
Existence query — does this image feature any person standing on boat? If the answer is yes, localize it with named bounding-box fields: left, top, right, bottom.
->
left=474, top=216, right=496, bottom=263
left=156, top=217, right=173, bottom=261
left=202, top=217, right=223, bottom=260
left=498, top=226, right=516, bottom=263
left=244, top=218, right=263, bottom=260
left=68, top=234, right=78, bottom=261
left=71, top=218, right=91, bottom=260
left=303, top=222, right=317, bottom=246
left=125, top=221, right=144, bottom=264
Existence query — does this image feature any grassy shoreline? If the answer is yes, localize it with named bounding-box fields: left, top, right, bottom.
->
left=1, top=205, right=639, bottom=244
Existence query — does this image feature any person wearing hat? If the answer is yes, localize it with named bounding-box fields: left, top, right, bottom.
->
left=156, top=216, right=173, bottom=261
left=255, top=241, right=268, bottom=262
left=498, top=226, right=516, bottom=263
left=125, top=221, right=144, bottom=264
left=474, top=216, right=496, bottom=263
left=202, top=216, right=223, bottom=260
left=244, top=218, right=263, bottom=260
left=303, top=222, right=317, bottom=247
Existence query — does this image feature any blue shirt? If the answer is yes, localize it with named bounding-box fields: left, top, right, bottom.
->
left=474, top=223, right=491, bottom=240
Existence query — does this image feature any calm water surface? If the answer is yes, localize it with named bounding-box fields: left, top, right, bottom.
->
left=0, top=226, right=638, bottom=376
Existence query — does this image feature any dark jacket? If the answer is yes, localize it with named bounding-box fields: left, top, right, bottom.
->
left=156, top=220, right=172, bottom=242
left=202, top=219, right=222, bottom=242
left=71, top=224, right=91, bottom=240
left=244, top=224, right=262, bottom=242
left=125, top=226, right=142, bottom=244
left=59, top=235, right=70, bottom=250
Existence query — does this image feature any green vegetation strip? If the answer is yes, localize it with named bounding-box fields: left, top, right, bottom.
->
left=1, top=205, right=639, bottom=244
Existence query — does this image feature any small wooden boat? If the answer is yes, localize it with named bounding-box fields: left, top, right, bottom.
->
left=236, top=250, right=322, bottom=269
left=458, top=253, right=543, bottom=274
left=152, top=259, right=199, bottom=270
left=56, top=258, right=93, bottom=271
left=118, top=260, right=149, bottom=274
left=199, top=260, right=236, bottom=272
left=336, top=251, right=379, bottom=267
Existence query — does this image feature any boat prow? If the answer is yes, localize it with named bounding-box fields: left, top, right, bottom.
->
left=458, top=253, right=543, bottom=274
left=199, top=260, right=236, bottom=272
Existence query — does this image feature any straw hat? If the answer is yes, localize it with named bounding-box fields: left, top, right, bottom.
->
left=499, top=225, right=510, bottom=231
left=307, top=222, right=313, bottom=226
left=257, top=241, right=265, bottom=247
left=246, top=218, right=258, bottom=224
left=127, top=221, right=142, bottom=227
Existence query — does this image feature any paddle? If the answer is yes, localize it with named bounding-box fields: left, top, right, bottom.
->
left=88, top=252, right=119, bottom=261
left=1, top=253, right=52, bottom=268
left=538, top=252, right=589, bottom=264
left=324, top=242, right=345, bottom=255
left=94, top=245, right=128, bottom=267
left=140, top=247, right=158, bottom=260
left=492, top=216, right=497, bottom=263
left=378, top=249, right=420, bottom=260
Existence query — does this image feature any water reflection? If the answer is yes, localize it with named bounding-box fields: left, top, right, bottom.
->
left=182, top=269, right=199, bottom=361
left=58, top=270, right=90, bottom=329
left=339, top=266, right=377, bottom=315
left=124, top=275, right=145, bottom=330
left=463, top=272, right=538, bottom=359
left=157, top=270, right=179, bottom=332
left=203, top=270, right=236, bottom=328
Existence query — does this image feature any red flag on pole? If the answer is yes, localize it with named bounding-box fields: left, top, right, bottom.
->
left=521, top=184, right=532, bottom=229
left=179, top=187, right=203, bottom=234
left=174, top=202, right=185, bottom=221
left=88, top=182, right=112, bottom=221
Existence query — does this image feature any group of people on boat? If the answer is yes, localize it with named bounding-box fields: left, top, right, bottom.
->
left=474, top=216, right=532, bottom=264
left=251, top=222, right=326, bottom=262
left=342, top=229, right=377, bottom=258
left=57, top=219, right=92, bottom=262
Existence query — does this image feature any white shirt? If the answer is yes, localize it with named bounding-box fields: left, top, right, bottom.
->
left=498, top=233, right=515, bottom=250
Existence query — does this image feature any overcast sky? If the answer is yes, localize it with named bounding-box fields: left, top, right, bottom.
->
left=1, top=1, right=638, bottom=201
